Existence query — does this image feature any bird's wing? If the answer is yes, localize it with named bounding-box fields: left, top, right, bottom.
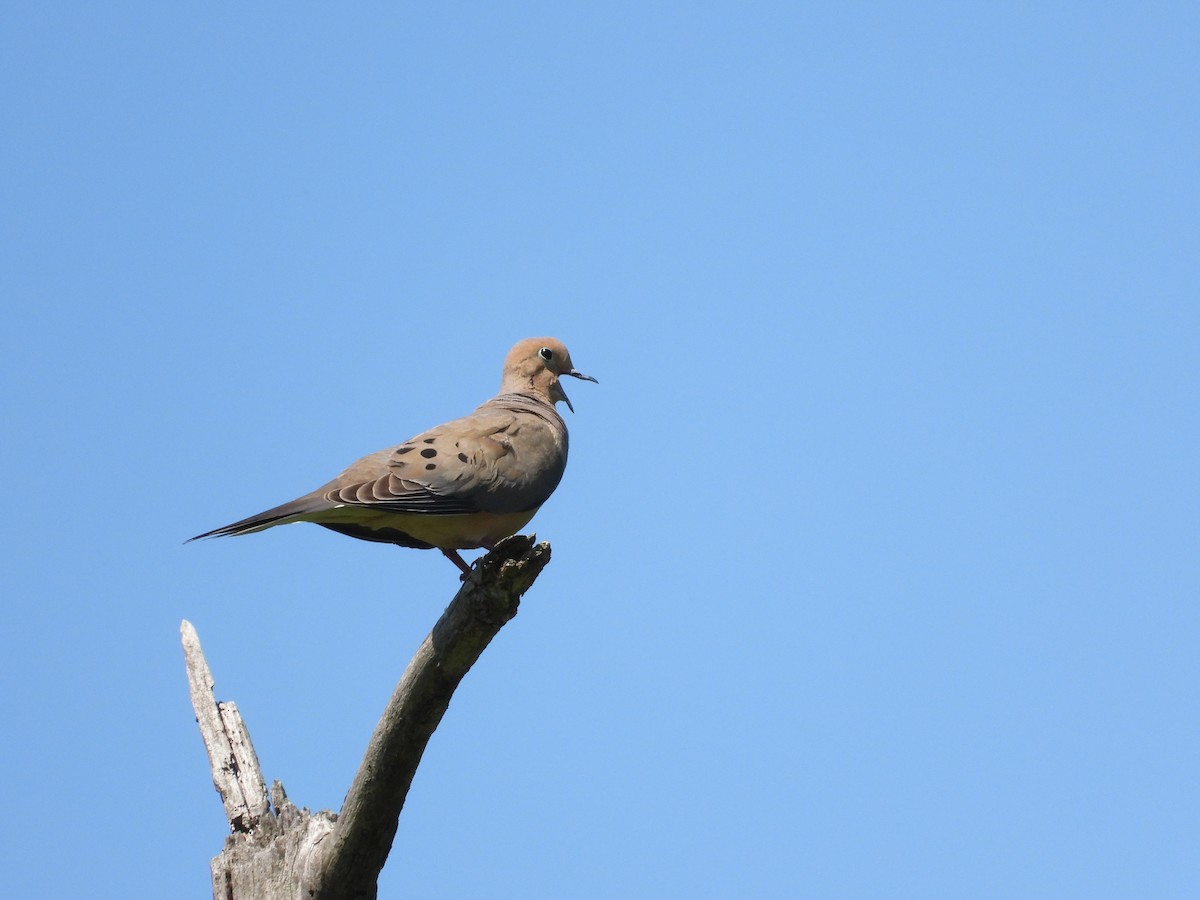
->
left=321, top=409, right=544, bottom=515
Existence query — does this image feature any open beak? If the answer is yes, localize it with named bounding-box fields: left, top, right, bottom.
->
left=559, top=369, right=599, bottom=413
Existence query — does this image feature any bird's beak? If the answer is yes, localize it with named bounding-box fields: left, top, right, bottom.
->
left=557, top=369, right=598, bottom=414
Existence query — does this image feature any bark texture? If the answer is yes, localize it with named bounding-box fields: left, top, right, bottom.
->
left=183, top=534, right=551, bottom=899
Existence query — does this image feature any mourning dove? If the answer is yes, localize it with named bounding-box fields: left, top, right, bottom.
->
left=189, top=337, right=597, bottom=576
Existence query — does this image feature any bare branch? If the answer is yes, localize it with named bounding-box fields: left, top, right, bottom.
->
left=182, top=620, right=270, bottom=832
left=185, top=534, right=551, bottom=899
left=305, top=534, right=551, bottom=900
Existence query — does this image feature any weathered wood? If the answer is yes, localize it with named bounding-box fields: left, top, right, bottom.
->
left=184, top=620, right=335, bottom=899
left=210, top=783, right=336, bottom=900
left=184, top=534, right=551, bottom=899
left=306, top=534, right=551, bottom=900
left=182, top=620, right=270, bottom=832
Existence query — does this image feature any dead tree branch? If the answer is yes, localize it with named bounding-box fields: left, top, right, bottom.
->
left=183, top=534, right=551, bottom=899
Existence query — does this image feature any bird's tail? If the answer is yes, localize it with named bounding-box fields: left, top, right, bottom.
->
left=186, top=495, right=325, bottom=542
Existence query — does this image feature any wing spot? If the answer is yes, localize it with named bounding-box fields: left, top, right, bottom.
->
left=420, top=448, right=437, bottom=458
left=423, top=438, right=436, bottom=444
left=425, top=463, right=437, bottom=470
left=458, top=452, right=469, bottom=463
left=395, top=446, right=414, bottom=455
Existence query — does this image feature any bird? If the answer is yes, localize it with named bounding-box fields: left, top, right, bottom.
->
left=189, top=337, right=597, bottom=576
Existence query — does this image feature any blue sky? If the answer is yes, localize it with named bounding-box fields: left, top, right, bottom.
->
left=2, top=3, right=1197, bottom=897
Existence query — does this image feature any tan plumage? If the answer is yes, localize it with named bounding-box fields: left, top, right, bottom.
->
left=189, top=338, right=597, bottom=575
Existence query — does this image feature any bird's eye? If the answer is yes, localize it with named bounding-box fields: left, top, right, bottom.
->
left=538, top=347, right=554, bottom=361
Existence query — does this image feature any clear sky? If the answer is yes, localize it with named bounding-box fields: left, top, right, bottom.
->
left=3, top=4, right=1197, bottom=897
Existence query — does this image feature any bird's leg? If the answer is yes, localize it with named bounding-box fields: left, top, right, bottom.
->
left=441, top=548, right=474, bottom=578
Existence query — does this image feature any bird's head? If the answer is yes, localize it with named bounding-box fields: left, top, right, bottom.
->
left=502, top=337, right=598, bottom=413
